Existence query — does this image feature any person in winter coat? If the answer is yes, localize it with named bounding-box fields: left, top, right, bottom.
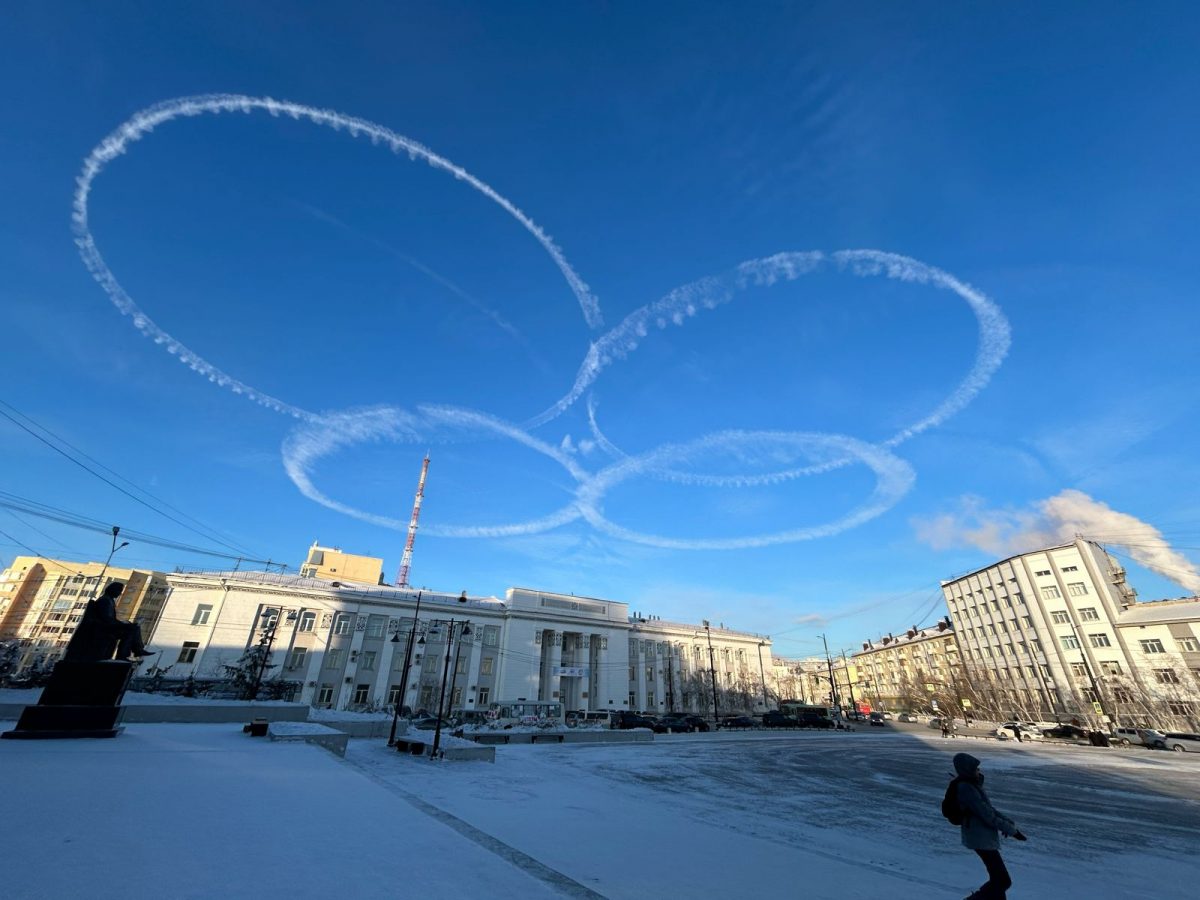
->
left=953, top=752, right=1026, bottom=899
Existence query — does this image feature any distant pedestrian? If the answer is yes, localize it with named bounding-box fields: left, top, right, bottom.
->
left=941, top=721, right=950, bottom=739
left=1013, top=724, right=1023, bottom=743
left=951, top=752, right=1026, bottom=899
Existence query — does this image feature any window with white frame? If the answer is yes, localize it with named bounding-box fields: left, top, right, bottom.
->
left=1051, top=611, right=1070, bottom=624
left=477, top=687, right=490, bottom=706
left=1140, top=639, right=1166, bottom=654
left=628, top=691, right=636, bottom=707
left=1061, top=635, right=1080, bottom=649
left=366, top=616, right=386, bottom=638
left=1079, top=607, right=1099, bottom=621
left=326, top=649, right=345, bottom=668
left=483, top=625, right=499, bottom=647
left=1101, top=660, right=1122, bottom=675
left=333, top=615, right=351, bottom=635
left=286, top=647, right=307, bottom=669
left=297, top=611, right=316, bottom=632
left=1070, top=663, right=1087, bottom=677
left=1067, top=582, right=1088, bottom=597
left=192, top=604, right=212, bottom=626
left=1035, top=570, right=1051, bottom=577
left=1154, top=669, right=1181, bottom=685
left=1178, top=637, right=1199, bottom=652
left=360, top=650, right=377, bottom=671
left=316, top=685, right=334, bottom=706
left=1041, top=586, right=1061, bottom=600
left=352, top=684, right=370, bottom=704
left=1089, top=633, right=1111, bottom=648
left=177, top=641, right=199, bottom=663
left=1062, top=565, right=1078, bottom=572
left=480, top=657, right=494, bottom=675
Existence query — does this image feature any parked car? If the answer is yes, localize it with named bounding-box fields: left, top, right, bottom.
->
left=721, top=716, right=755, bottom=729
left=798, top=713, right=835, bottom=729
left=1162, top=732, right=1200, bottom=752
left=868, top=712, right=886, bottom=727
left=1042, top=724, right=1088, bottom=740
left=659, top=713, right=711, bottom=732
left=611, top=711, right=657, bottom=730
left=994, top=722, right=1043, bottom=741
left=657, top=718, right=693, bottom=733
left=410, top=716, right=453, bottom=731
left=762, top=710, right=798, bottom=728
left=897, top=713, right=919, bottom=723
left=846, top=711, right=867, bottom=722
left=1137, top=729, right=1170, bottom=749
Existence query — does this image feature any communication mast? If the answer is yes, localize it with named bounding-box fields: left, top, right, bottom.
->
left=395, top=453, right=430, bottom=587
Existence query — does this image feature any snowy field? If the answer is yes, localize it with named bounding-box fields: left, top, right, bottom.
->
left=2, top=721, right=1197, bottom=898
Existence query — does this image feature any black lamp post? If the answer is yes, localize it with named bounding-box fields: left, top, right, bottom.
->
left=388, top=590, right=423, bottom=746
left=702, top=620, right=720, bottom=726
left=431, top=618, right=469, bottom=758
left=757, top=641, right=769, bottom=709
left=89, top=525, right=130, bottom=602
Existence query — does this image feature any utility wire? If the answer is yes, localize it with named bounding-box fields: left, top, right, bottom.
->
left=0, top=399, right=257, bottom=557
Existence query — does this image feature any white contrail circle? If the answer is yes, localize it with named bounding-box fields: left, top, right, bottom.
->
left=574, top=431, right=916, bottom=550
left=72, top=93, right=603, bottom=422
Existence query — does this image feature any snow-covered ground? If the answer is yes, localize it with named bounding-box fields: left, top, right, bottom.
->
left=2, top=720, right=1196, bottom=898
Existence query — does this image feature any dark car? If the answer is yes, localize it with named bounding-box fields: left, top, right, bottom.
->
left=868, top=712, right=886, bottom=727
left=762, top=710, right=798, bottom=728
left=798, top=713, right=835, bottom=729
left=721, top=716, right=755, bottom=729
left=1043, top=724, right=1088, bottom=740
left=611, top=711, right=657, bottom=730
left=657, top=717, right=693, bottom=733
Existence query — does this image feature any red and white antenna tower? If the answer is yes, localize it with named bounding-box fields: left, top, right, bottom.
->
left=395, top=453, right=430, bottom=587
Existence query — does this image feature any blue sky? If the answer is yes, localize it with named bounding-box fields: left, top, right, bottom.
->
left=3, top=2, right=1199, bottom=657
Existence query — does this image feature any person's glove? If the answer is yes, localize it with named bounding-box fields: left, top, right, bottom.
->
left=1012, top=831, right=1027, bottom=841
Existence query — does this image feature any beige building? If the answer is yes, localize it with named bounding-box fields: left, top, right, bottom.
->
left=1113, top=598, right=1200, bottom=730
left=0, top=556, right=169, bottom=662
left=851, top=618, right=961, bottom=714
left=299, top=543, right=385, bottom=585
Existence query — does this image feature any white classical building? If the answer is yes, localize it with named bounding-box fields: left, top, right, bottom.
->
left=146, top=568, right=773, bottom=717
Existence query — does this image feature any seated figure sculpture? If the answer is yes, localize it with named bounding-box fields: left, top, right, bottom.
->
left=63, top=581, right=154, bottom=662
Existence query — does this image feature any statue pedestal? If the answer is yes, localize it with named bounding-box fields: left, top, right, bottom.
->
left=2, top=660, right=133, bottom=740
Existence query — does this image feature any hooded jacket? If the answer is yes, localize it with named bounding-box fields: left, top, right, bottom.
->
left=953, top=753, right=1018, bottom=850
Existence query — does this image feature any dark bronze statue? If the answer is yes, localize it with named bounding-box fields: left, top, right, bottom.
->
left=63, top=581, right=153, bottom=662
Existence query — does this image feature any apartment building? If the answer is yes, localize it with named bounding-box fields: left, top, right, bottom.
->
left=851, top=618, right=961, bottom=713
left=0, top=556, right=169, bottom=660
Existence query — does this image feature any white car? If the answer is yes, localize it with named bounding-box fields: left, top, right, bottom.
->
left=1162, top=732, right=1200, bottom=753
left=994, top=722, right=1043, bottom=741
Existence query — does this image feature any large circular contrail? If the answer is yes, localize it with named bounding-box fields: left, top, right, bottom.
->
left=75, top=94, right=1012, bottom=551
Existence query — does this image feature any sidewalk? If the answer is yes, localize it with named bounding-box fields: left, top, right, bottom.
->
left=0, top=723, right=567, bottom=899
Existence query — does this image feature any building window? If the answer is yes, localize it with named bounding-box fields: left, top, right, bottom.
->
left=628, top=691, right=636, bottom=708
left=316, top=685, right=334, bottom=706
left=387, top=684, right=401, bottom=705
left=477, top=687, right=490, bottom=706
left=326, top=649, right=345, bottom=668
left=1062, top=565, right=1078, bottom=572
left=451, top=687, right=463, bottom=707
left=1101, top=661, right=1122, bottom=676
left=455, top=656, right=467, bottom=675
left=360, top=651, right=377, bottom=671
left=1088, top=633, right=1111, bottom=648
left=1154, top=669, right=1181, bottom=685
left=286, top=648, right=307, bottom=669
left=1167, top=701, right=1194, bottom=716
left=1179, top=637, right=1199, bottom=652
left=483, top=625, right=499, bottom=647
left=645, top=666, right=655, bottom=681
left=646, top=691, right=655, bottom=707
left=1051, top=611, right=1070, bottom=624
left=1113, top=688, right=1134, bottom=703
left=1070, top=663, right=1087, bottom=677
left=177, top=641, right=199, bottom=663
left=352, top=684, right=370, bottom=704
left=1041, top=586, right=1061, bottom=600
left=295, top=611, right=315, bottom=632
left=1061, top=635, right=1080, bottom=650
left=1081, top=687, right=1099, bottom=703
left=192, top=605, right=212, bottom=626
left=1067, top=582, right=1088, bottom=597
left=1140, top=639, right=1166, bottom=654
left=333, top=615, right=351, bottom=636
left=480, top=657, right=494, bottom=676
left=1035, top=570, right=1051, bottom=577
left=366, top=616, right=386, bottom=638
left=1079, top=607, right=1099, bottom=621
left=628, top=666, right=636, bottom=682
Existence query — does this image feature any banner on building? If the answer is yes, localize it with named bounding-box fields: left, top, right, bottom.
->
left=553, top=666, right=589, bottom=677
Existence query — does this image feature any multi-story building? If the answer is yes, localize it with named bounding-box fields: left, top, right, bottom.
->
left=143, top=550, right=772, bottom=716
left=1113, top=597, right=1200, bottom=730
left=298, top=543, right=384, bottom=584
left=0, top=556, right=169, bottom=663
left=851, top=618, right=961, bottom=714
left=940, top=538, right=1200, bottom=729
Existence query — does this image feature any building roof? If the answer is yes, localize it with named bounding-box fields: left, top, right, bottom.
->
left=1116, top=597, right=1200, bottom=627
left=938, top=541, right=1079, bottom=585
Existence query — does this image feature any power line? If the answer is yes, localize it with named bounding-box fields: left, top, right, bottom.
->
left=0, top=399, right=257, bottom=557
left=0, top=491, right=289, bottom=570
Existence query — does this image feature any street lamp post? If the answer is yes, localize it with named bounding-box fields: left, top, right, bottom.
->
left=441, top=622, right=472, bottom=725
left=90, top=525, right=130, bottom=602
left=702, top=620, right=720, bottom=726
left=840, top=649, right=858, bottom=715
left=757, top=641, right=769, bottom=709
left=388, top=591, right=423, bottom=746
left=431, top=618, right=468, bottom=759
left=820, top=633, right=839, bottom=716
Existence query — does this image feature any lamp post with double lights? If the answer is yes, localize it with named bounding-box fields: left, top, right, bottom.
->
left=757, top=641, right=770, bottom=710
left=431, top=618, right=471, bottom=758
left=701, top=621, right=721, bottom=726
left=388, top=590, right=423, bottom=746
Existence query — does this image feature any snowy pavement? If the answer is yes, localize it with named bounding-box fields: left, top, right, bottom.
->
left=2, top=721, right=1197, bottom=898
